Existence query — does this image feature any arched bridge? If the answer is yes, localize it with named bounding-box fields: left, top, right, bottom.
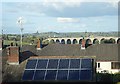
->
left=44, top=37, right=120, bottom=44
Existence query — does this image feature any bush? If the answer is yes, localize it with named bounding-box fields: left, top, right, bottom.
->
left=96, top=73, right=120, bottom=83
left=96, top=73, right=112, bottom=82
left=113, top=72, right=120, bottom=82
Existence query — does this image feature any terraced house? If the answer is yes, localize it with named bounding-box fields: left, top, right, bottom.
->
left=1, top=38, right=120, bottom=82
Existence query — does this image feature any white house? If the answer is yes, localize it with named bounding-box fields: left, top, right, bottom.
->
left=96, top=61, right=120, bottom=74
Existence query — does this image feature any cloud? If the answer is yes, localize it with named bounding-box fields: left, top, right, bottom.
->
left=108, top=2, right=118, bottom=8
left=42, top=0, right=119, bottom=10
left=2, top=1, right=118, bottom=20
left=81, top=24, right=87, bottom=28
left=42, top=0, right=82, bottom=11
left=57, top=17, right=80, bottom=23
left=42, top=2, right=118, bottom=17
left=3, top=9, right=19, bottom=13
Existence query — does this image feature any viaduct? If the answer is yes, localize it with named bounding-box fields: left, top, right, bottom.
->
left=44, top=37, right=120, bottom=44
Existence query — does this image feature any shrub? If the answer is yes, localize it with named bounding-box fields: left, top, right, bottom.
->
left=96, top=73, right=120, bottom=82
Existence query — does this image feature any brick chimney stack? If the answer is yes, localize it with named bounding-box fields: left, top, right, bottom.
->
left=81, top=39, right=85, bottom=50
left=7, top=46, right=19, bottom=65
left=37, top=39, right=41, bottom=50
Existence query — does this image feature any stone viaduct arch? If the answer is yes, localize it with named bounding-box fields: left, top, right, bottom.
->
left=56, top=39, right=60, bottom=43
left=117, top=38, right=120, bottom=44
left=93, top=39, right=99, bottom=44
left=86, top=39, right=92, bottom=44
left=61, top=39, right=65, bottom=44
left=73, top=39, right=78, bottom=44
left=67, top=39, right=71, bottom=44
left=79, top=39, right=82, bottom=44
left=100, top=38, right=105, bottom=44
left=47, top=37, right=120, bottom=44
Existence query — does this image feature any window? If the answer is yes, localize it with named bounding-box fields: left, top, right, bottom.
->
left=111, top=62, right=120, bottom=69
left=98, top=63, right=100, bottom=68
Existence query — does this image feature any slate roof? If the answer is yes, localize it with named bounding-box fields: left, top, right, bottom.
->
left=2, top=44, right=120, bottom=82
left=36, top=44, right=82, bottom=56
left=36, top=44, right=120, bottom=61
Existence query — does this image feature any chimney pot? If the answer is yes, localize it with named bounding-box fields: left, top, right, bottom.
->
left=81, top=39, right=85, bottom=50
left=37, top=39, right=41, bottom=50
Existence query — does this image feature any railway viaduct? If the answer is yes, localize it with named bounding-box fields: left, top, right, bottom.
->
left=44, top=37, right=120, bottom=44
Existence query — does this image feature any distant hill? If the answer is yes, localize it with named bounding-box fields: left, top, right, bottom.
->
left=2, top=31, right=119, bottom=39
left=26, top=31, right=119, bottom=38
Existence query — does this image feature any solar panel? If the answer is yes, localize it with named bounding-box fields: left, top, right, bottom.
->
left=81, top=59, right=92, bottom=69
left=68, top=70, right=80, bottom=80
left=37, top=59, right=48, bottom=69
left=70, top=59, right=80, bottom=68
left=57, top=70, right=68, bottom=80
left=48, top=59, right=58, bottom=69
left=59, top=59, right=69, bottom=69
left=45, top=70, right=57, bottom=80
left=22, top=70, right=34, bottom=80
left=34, top=70, right=45, bottom=80
left=26, top=59, right=37, bottom=69
left=22, top=58, right=94, bottom=81
left=80, top=70, right=92, bottom=80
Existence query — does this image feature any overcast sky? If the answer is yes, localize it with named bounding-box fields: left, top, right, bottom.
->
left=1, top=0, right=119, bottom=34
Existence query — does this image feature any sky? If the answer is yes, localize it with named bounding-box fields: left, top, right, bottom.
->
left=1, top=0, right=119, bottom=34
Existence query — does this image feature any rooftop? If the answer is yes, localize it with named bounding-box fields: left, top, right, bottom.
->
left=36, top=44, right=120, bottom=61
left=2, top=44, right=120, bottom=82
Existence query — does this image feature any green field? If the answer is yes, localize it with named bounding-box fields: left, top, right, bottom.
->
left=3, top=40, right=30, bottom=45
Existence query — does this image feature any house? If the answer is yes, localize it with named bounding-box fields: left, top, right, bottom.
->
left=34, top=43, right=120, bottom=74
left=2, top=39, right=120, bottom=82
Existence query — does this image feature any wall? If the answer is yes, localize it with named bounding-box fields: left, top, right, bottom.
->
left=96, top=61, right=120, bottom=74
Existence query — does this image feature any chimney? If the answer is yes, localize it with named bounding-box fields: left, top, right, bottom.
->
left=7, top=46, right=19, bottom=65
left=81, top=39, right=85, bottom=50
left=37, top=39, right=41, bottom=50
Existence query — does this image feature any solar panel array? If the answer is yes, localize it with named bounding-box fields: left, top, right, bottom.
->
left=22, top=58, right=94, bottom=81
